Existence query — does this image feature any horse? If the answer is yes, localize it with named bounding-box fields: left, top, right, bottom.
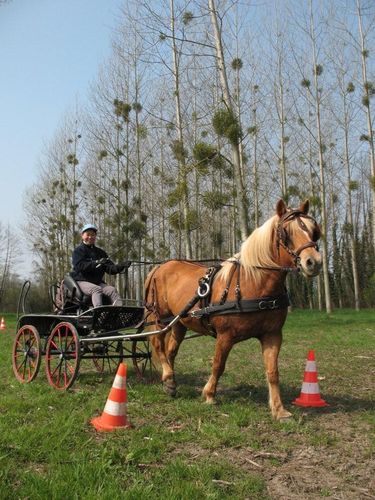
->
left=144, top=199, right=322, bottom=420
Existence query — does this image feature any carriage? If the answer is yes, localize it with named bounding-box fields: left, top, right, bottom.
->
left=12, top=275, right=156, bottom=390
left=12, top=200, right=323, bottom=420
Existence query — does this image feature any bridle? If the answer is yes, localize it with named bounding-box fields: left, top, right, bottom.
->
left=276, top=209, right=320, bottom=267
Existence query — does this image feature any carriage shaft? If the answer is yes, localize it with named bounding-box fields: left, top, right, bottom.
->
left=80, top=314, right=183, bottom=344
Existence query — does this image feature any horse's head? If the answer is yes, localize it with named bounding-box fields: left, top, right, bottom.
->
left=276, top=199, right=322, bottom=277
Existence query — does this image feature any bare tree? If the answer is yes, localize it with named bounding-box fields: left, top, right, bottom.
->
left=0, top=224, right=12, bottom=309
left=24, top=113, right=84, bottom=284
left=356, top=0, right=375, bottom=250
left=330, top=56, right=361, bottom=310
left=208, top=0, right=249, bottom=241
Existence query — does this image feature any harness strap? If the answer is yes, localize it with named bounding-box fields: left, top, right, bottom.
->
left=235, top=264, right=241, bottom=304
left=190, top=292, right=290, bottom=318
left=219, top=261, right=238, bottom=304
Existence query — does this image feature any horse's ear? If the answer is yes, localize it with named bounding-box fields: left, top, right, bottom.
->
left=300, top=199, right=310, bottom=214
left=276, top=199, right=287, bottom=217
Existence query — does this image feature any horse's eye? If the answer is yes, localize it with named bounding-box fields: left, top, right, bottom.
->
left=312, top=227, right=321, bottom=241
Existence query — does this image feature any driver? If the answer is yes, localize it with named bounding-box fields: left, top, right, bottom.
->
left=71, top=224, right=131, bottom=307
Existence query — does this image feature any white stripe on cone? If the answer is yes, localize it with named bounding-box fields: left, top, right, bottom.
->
left=305, top=360, right=317, bottom=372
left=112, top=374, right=126, bottom=389
left=301, top=382, right=320, bottom=394
left=103, top=399, right=127, bottom=416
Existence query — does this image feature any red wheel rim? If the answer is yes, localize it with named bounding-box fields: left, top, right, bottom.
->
left=12, top=325, right=41, bottom=383
left=45, top=322, right=80, bottom=390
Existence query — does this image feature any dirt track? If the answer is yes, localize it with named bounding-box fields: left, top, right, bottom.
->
left=246, top=413, right=373, bottom=499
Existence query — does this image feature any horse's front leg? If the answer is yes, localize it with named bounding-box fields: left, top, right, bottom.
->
left=260, top=332, right=292, bottom=420
left=202, top=334, right=233, bottom=404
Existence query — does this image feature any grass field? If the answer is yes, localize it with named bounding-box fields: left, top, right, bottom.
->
left=0, top=309, right=374, bottom=499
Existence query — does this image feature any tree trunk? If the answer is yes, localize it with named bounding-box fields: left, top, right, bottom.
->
left=170, top=0, right=192, bottom=259
left=357, top=0, right=375, bottom=251
left=310, top=0, right=332, bottom=313
left=208, top=0, right=249, bottom=241
left=343, top=113, right=361, bottom=311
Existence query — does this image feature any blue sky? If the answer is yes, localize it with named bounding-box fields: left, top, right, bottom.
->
left=0, top=0, right=122, bottom=226
left=0, top=0, right=123, bottom=275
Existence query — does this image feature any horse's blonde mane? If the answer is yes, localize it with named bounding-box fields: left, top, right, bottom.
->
left=218, top=215, right=280, bottom=286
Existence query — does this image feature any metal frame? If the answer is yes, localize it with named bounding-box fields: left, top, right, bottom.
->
left=79, top=313, right=184, bottom=344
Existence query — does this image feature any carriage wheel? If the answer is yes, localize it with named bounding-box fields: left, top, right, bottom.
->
left=131, top=338, right=157, bottom=381
left=92, top=340, right=124, bottom=374
left=12, top=325, right=41, bottom=383
left=45, top=322, right=81, bottom=390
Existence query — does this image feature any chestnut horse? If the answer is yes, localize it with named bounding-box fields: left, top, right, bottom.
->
left=144, top=200, right=322, bottom=420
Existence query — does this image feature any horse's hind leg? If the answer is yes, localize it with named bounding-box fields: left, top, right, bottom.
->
left=150, top=323, right=186, bottom=397
left=166, top=323, right=187, bottom=371
left=160, top=323, right=187, bottom=395
left=150, top=332, right=176, bottom=397
left=202, top=334, right=233, bottom=404
left=260, top=333, right=292, bottom=420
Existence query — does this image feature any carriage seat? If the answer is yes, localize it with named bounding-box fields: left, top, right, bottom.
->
left=62, top=273, right=111, bottom=312
left=63, top=273, right=92, bottom=308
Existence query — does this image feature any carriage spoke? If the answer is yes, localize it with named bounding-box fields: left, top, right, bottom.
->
left=92, top=340, right=123, bottom=374
left=132, top=339, right=157, bottom=382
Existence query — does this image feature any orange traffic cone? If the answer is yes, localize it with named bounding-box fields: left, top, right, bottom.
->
left=91, top=363, right=132, bottom=431
left=0, top=317, right=5, bottom=331
left=292, top=350, right=329, bottom=407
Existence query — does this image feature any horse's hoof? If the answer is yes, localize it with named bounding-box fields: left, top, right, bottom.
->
left=279, top=416, right=293, bottom=423
left=276, top=410, right=293, bottom=421
left=204, top=397, right=217, bottom=405
left=163, top=380, right=176, bottom=397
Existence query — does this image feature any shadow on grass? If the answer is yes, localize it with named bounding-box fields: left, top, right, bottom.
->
left=75, top=368, right=373, bottom=415
left=173, top=371, right=374, bottom=414
left=283, top=385, right=374, bottom=414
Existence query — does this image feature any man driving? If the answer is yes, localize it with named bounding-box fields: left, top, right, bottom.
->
left=71, top=224, right=131, bottom=307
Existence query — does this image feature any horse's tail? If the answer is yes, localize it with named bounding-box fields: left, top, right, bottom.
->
left=144, top=264, right=160, bottom=306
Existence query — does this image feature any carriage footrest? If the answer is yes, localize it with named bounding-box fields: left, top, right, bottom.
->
left=91, top=306, right=144, bottom=331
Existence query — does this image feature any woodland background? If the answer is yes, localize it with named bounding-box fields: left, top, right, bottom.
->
left=1, top=0, right=375, bottom=313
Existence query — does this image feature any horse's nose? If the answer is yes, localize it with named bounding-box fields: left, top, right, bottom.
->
left=304, top=255, right=322, bottom=274
left=305, top=257, right=314, bottom=270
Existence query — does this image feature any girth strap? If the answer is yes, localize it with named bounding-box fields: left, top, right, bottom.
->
left=190, top=292, right=289, bottom=318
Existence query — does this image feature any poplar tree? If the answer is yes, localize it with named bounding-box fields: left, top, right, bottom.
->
left=208, top=0, right=250, bottom=242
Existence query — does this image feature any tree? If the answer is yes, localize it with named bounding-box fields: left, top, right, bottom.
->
left=356, top=0, right=375, bottom=250
left=0, top=224, right=18, bottom=309
left=169, top=0, right=193, bottom=258
left=208, top=0, right=250, bottom=242
left=329, top=49, right=361, bottom=310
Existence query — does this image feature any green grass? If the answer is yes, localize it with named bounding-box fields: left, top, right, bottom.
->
left=0, top=309, right=374, bottom=499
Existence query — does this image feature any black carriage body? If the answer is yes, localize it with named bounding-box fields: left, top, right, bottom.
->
left=16, top=305, right=144, bottom=339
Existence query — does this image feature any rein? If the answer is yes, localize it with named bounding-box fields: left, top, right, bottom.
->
left=131, top=258, right=225, bottom=266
